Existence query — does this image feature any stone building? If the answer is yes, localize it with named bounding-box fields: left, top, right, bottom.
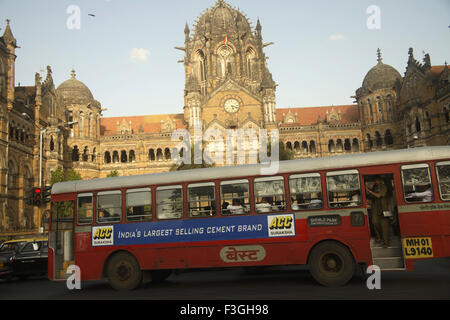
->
left=0, top=0, right=448, bottom=235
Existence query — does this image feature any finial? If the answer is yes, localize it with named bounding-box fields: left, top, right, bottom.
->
left=377, top=48, right=382, bottom=64
left=256, top=18, right=262, bottom=32
left=6, top=19, right=10, bottom=25
left=71, top=69, right=76, bottom=79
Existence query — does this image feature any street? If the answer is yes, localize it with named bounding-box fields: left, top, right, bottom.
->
left=1, top=258, right=449, bottom=300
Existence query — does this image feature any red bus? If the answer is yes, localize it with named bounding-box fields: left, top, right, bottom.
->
left=48, top=146, right=450, bottom=290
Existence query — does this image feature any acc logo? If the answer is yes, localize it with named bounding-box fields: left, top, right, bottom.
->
left=92, top=226, right=114, bottom=246
left=267, top=214, right=296, bottom=237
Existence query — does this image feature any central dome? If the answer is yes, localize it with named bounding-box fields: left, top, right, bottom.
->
left=193, top=0, right=252, bottom=40
left=362, top=50, right=402, bottom=91
left=56, top=69, right=94, bottom=106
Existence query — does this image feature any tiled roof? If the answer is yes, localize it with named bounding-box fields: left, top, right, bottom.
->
left=276, top=105, right=360, bottom=126
left=100, top=114, right=186, bottom=135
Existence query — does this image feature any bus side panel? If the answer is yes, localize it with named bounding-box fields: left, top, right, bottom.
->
left=305, top=215, right=373, bottom=265
left=398, top=208, right=449, bottom=259
left=75, top=231, right=104, bottom=281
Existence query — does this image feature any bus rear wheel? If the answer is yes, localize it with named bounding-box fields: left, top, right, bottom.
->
left=308, top=241, right=355, bottom=287
left=106, top=252, right=142, bottom=291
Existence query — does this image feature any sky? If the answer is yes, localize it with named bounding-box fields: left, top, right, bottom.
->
left=0, top=0, right=449, bottom=118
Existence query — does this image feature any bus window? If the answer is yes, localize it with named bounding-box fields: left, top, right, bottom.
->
left=436, top=161, right=450, bottom=201
left=220, top=179, right=250, bottom=215
left=326, top=170, right=361, bottom=208
left=126, top=188, right=152, bottom=222
left=51, top=201, right=75, bottom=231
left=254, top=176, right=286, bottom=213
left=156, top=186, right=183, bottom=220
left=188, top=182, right=216, bottom=217
left=97, top=190, right=122, bottom=223
left=289, top=173, right=323, bottom=210
left=77, top=193, right=93, bottom=225
left=402, top=164, right=434, bottom=203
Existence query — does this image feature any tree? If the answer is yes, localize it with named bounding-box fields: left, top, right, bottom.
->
left=50, top=167, right=82, bottom=185
left=107, top=170, right=120, bottom=177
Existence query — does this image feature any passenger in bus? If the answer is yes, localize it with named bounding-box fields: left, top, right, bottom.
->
left=407, top=184, right=433, bottom=202
left=348, top=191, right=361, bottom=207
left=256, top=197, right=272, bottom=213
left=366, top=176, right=391, bottom=248
left=227, top=199, right=244, bottom=215
left=291, top=198, right=300, bottom=210
left=222, top=201, right=230, bottom=214
left=309, top=193, right=323, bottom=209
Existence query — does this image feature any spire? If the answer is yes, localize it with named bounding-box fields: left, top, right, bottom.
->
left=2, top=19, right=17, bottom=47
left=376, top=48, right=382, bottom=64
left=408, top=47, right=415, bottom=63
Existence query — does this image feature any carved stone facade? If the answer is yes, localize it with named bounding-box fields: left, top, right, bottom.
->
left=0, top=1, right=448, bottom=235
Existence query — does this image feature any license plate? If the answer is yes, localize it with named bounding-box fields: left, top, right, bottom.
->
left=402, top=237, right=433, bottom=259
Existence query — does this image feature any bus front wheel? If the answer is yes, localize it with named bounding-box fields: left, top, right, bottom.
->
left=308, top=241, right=355, bottom=287
left=106, top=252, right=142, bottom=291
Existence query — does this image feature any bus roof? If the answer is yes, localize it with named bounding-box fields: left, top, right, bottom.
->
left=52, top=146, right=450, bottom=195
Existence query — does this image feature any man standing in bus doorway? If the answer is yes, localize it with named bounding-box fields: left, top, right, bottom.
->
left=366, top=176, right=391, bottom=248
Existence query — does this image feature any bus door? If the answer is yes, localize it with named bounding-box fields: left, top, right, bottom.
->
left=400, top=162, right=450, bottom=258
left=363, top=173, right=405, bottom=270
left=49, top=200, right=75, bottom=280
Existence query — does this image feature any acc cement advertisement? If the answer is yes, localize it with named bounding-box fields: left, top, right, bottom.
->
left=92, top=213, right=295, bottom=247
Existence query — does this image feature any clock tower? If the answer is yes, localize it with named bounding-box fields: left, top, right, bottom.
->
left=178, top=0, right=277, bottom=135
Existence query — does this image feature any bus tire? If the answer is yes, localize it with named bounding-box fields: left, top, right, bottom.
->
left=308, top=241, right=355, bottom=287
left=106, top=252, right=142, bottom=291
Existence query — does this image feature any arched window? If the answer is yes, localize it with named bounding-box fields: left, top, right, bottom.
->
left=309, top=141, right=316, bottom=154
left=149, top=149, right=155, bottom=161
left=344, top=139, right=351, bottom=152
left=286, top=141, right=292, bottom=151
left=367, top=99, right=373, bottom=123
left=375, top=131, right=382, bottom=148
left=386, top=95, right=393, bottom=120
left=302, top=141, right=308, bottom=153
left=129, top=150, right=136, bottom=163
left=294, top=141, right=300, bottom=153
left=156, top=148, right=163, bottom=161
left=385, top=129, right=394, bottom=146
left=366, top=134, right=373, bottom=150
left=336, top=139, right=343, bottom=152
left=425, top=111, right=431, bottom=130
left=377, top=97, right=383, bottom=122
left=246, top=47, right=256, bottom=79
left=91, top=147, right=96, bottom=162
left=164, top=148, right=171, bottom=160
left=415, top=117, right=421, bottom=132
left=112, top=151, right=119, bottom=163
left=82, top=147, right=89, bottom=162
left=104, top=151, right=111, bottom=164
left=72, top=146, right=80, bottom=162
left=50, top=136, right=55, bottom=151
left=352, top=138, right=359, bottom=152
left=195, top=50, right=207, bottom=82
left=328, top=140, right=335, bottom=153
left=121, top=150, right=127, bottom=163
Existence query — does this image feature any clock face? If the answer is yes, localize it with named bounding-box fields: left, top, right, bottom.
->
left=224, top=99, right=240, bottom=113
